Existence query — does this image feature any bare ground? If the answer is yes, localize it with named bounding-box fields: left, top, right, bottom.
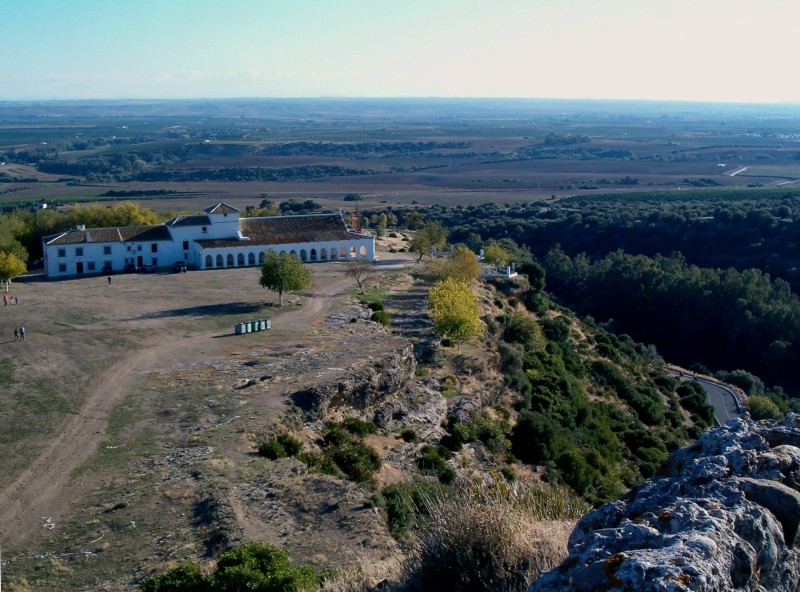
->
left=0, top=254, right=419, bottom=589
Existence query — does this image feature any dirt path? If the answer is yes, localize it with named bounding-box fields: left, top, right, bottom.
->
left=0, top=266, right=369, bottom=551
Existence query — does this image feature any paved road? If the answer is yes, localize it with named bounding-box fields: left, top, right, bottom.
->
left=669, top=370, right=743, bottom=426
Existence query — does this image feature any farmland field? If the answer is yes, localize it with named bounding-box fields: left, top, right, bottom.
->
left=2, top=98, right=800, bottom=213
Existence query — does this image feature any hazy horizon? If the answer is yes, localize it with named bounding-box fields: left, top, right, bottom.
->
left=7, top=0, right=800, bottom=105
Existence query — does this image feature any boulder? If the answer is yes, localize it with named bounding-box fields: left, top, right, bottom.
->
left=530, top=415, right=800, bottom=591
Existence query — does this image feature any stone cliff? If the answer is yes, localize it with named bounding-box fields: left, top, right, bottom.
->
left=530, top=415, right=800, bottom=592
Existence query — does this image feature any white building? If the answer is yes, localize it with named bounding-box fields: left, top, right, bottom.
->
left=42, top=202, right=374, bottom=278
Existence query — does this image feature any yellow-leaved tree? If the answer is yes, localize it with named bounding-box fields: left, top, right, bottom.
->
left=432, top=245, right=482, bottom=283
left=428, top=277, right=484, bottom=348
left=0, top=251, right=27, bottom=291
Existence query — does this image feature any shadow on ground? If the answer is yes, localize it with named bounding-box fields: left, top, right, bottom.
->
left=133, top=301, right=265, bottom=319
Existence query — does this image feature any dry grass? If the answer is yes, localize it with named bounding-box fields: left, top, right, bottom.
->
left=320, top=555, right=405, bottom=592
left=403, top=477, right=587, bottom=592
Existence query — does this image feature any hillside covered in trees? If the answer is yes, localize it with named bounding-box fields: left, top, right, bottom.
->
left=358, top=188, right=800, bottom=401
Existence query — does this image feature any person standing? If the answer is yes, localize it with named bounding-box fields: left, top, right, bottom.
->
left=14, top=328, right=18, bottom=340
left=18, top=325, right=25, bottom=340
left=108, top=275, right=112, bottom=286
left=3, top=294, right=7, bottom=306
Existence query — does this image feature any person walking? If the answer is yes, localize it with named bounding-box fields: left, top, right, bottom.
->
left=14, top=328, right=18, bottom=340
left=108, top=275, right=112, bottom=286
left=18, top=325, right=25, bottom=340
left=3, top=294, right=7, bottom=306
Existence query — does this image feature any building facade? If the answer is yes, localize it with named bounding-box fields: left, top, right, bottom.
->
left=42, top=203, right=374, bottom=278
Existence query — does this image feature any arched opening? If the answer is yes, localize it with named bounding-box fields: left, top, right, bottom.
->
left=359, top=246, right=367, bottom=259
left=340, top=247, right=347, bottom=260
left=349, top=246, right=357, bottom=260
left=237, top=253, right=245, bottom=266
left=330, top=248, right=337, bottom=260
left=227, top=254, right=234, bottom=267
left=248, top=253, right=255, bottom=266
left=321, top=248, right=328, bottom=261
left=300, top=249, right=307, bottom=261
left=259, top=251, right=266, bottom=263
left=216, top=254, right=223, bottom=267
left=205, top=255, right=213, bottom=268
left=290, top=250, right=298, bottom=259
left=310, top=248, right=317, bottom=261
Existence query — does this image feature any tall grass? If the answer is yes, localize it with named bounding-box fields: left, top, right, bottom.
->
left=404, top=477, right=588, bottom=592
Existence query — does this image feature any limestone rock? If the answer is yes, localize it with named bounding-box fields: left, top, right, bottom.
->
left=530, top=415, right=800, bottom=592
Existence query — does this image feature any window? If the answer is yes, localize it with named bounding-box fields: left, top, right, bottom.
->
left=103, top=246, right=112, bottom=255
left=202, top=226, right=208, bottom=233
left=75, top=247, right=84, bottom=257
left=152, top=258, right=157, bottom=266
left=127, top=246, right=132, bottom=252
left=183, top=241, right=189, bottom=250
left=58, top=248, right=66, bottom=257
left=58, top=263, right=67, bottom=272
left=151, top=243, right=158, bottom=253
left=87, top=262, right=96, bottom=271
left=137, top=245, right=142, bottom=251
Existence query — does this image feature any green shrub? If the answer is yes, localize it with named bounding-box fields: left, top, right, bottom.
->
left=213, top=542, right=318, bottom=592
left=367, top=301, right=385, bottom=311
left=259, top=439, right=287, bottom=460
left=141, top=563, right=209, bottom=592
left=297, top=452, right=339, bottom=476
left=417, top=445, right=455, bottom=483
left=258, top=434, right=303, bottom=460
left=441, top=421, right=477, bottom=451
left=504, top=312, right=545, bottom=350
left=342, top=417, right=378, bottom=437
left=142, top=542, right=318, bottom=592
left=373, top=480, right=443, bottom=538
left=747, top=395, right=782, bottom=420
left=371, top=310, right=390, bottom=326
left=400, top=428, right=418, bottom=442
left=329, top=441, right=382, bottom=485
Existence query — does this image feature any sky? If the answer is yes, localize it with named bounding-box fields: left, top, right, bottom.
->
left=4, top=0, right=800, bottom=104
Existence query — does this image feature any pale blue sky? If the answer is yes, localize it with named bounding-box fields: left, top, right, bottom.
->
left=4, top=0, right=799, bottom=103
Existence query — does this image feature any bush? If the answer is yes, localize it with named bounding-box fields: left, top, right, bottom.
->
left=329, top=441, right=382, bottom=485
left=400, top=428, right=418, bottom=442
left=503, top=312, right=545, bottom=350
left=297, top=451, right=339, bottom=476
left=371, top=310, right=390, bottom=327
left=367, top=301, right=384, bottom=311
left=416, top=445, right=456, bottom=483
left=258, top=434, right=303, bottom=460
left=342, top=417, right=378, bottom=437
left=747, top=395, right=782, bottom=420
left=142, top=542, right=318, bottom=592
left=141, top=563, right=209, bottom=592
left=373, top=480, right=443, bottom=538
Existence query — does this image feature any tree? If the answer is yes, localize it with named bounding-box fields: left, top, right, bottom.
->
left=482, top=242, right=511, bottom=268
left=432, top=245, right=482, bottom=283
left=411, top=221, right=447, bottom=262
left=428, top=277, right=484, bottom=348
left=259, top=251, right=313, bottom=306
left=344, top=260, right=372, bottom=294
left=0, top=251, right=26, bottom=291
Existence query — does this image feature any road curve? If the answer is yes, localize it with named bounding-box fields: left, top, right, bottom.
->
left=668, top=369, right=743, bottom=426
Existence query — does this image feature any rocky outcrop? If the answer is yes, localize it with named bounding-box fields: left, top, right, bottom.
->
left=530, top=415, right=800, bottom=592
left=291, top=346, right=418, bottom=420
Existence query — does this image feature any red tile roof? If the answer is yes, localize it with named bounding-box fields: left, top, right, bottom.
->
left=196, top=213, right=365, bottom=248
